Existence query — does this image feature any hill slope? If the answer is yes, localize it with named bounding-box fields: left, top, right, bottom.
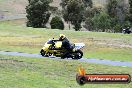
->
left=0, top=0, right=129, bottom=16
left=0, top=0, right=107, bottom=16
left=0, top=0, right=27, bottom=15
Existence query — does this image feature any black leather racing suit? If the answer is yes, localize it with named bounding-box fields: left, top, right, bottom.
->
left=59, top=37, right=72, bottom=58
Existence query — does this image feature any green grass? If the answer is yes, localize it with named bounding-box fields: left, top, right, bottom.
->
left=0, top=55, right=132, bottom=88
left=85, top=48, right=132, bottom=62
left=0, top=21, right=132, bottom=62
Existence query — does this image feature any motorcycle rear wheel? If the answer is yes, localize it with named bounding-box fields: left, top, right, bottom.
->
left=72, top=50, right=83, bottom=60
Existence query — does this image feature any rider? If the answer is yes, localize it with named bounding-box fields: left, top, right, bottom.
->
left=59, top=34, right=72, bottom=58
left=59, top=34, right=71, bottom=49
left=126, top=27, right=130, bottom=31
left=125, top=27, right=131, bottom=34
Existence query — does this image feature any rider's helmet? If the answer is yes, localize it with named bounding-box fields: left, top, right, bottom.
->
left=59, top=34, right=65, bottom=40
left=127, top=27, right=130, bottom=29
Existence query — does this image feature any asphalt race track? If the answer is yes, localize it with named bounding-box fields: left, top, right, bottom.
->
left=0, top=51, right=132, bottom=67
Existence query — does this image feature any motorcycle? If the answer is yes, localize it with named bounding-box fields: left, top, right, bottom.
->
left=122, top=28, right=131, bottom=34
left=40, top=39, right=85, bottom=59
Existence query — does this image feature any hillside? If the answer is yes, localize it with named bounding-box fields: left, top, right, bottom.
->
left=0, top=0, right=129, bottom=16
left=0, top=0, right=27, bottom=15
left=0, top=0, right=107, bottom=16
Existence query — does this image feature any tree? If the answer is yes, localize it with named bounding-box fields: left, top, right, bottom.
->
left=50, top=16, right=64, bottom=30
left=129, top=0, right=132, bottom=23
left=60, top=0, right=92, bottom=9
left=130, top=0, right=132, bottom=13
left=82, top=0, right=93, bottom=8
left=92, top=12, right=111, bottom=32
left=83, top=17, right=94, bottom=31
left=84, top=6, right=102, bottom=18
left=113, top=24, right=122, bottom=32
left=83, top=5, right=102, bottom=31
left=26, top=0, right=52, bottom=28
left=62, top=0, right=85, bottom=31
left=106, top=0, right=129, bottom=30
left=60, top=0, right=93, bottom=31
left=60, top=0, right=70, bottom=9
left=107, top=0, right=118, bottom=18
left=117, top=0, right=129, bottom=24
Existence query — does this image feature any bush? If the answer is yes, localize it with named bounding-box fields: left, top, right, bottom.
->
left=92, top=12, right=111, bottom=32
left=83, top=17, right=94, bottom=31
left=122, top=21, right=131, bottom=28
left=113, top=24, right=122, bottom=32
left=50, top=16, right=64, bottom=30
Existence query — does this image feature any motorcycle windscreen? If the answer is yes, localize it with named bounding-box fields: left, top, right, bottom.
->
left=55, top=41, right=62, bottom=48
left=74, top=43, right=85, bottom=50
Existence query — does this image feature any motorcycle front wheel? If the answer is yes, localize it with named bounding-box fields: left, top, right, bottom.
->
left=40, top=49, right=45, bottom=56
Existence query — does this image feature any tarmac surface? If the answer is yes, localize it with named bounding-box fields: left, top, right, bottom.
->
left=0, top=51, right=132, bottom=67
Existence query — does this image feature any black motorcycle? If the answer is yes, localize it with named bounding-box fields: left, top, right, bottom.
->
left=122, top=28, right=131, bottom=34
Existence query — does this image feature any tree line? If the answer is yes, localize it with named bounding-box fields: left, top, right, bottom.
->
left=26, top=0, right=132, bottom=32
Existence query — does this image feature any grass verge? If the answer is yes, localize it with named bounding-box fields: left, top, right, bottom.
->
left=0, top=55, right=132, bottom=88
